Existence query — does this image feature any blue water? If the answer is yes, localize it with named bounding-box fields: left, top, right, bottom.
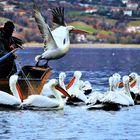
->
left=1, top=47, right=140, bottom=139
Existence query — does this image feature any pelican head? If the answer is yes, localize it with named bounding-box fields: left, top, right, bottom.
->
left=49, top=79, right=70, bottom=97
left=9, top=74, right=21, bottom=102
left=59, top=72, right=66, bottom=80
left=35, top=55, right=41, bottom=62
left=74, top=71, right=82, bottom=79
left=123, top=75, right=129, bottom=85
left=122, top=75, right=132, bottom=97
left=59, top=72, right=66, bottom=90
left=129, top=72, right=138, bottom=80
left=67, top=25, right=75, bottom=32
left=9, top=75, right=18, bottom=87
left=109, top=76, right=114, bottom=91
left=113, top=73, right=121, bottom=82
left=67, top=25, right=90, bottom=34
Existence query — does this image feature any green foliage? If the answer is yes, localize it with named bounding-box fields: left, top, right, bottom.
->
left=128, top=20, right=140, bottom=26
left=99, top=30, right=113, bottom=35
left=69, top=21, right=96, bottom=33
left=92, top=15, right=117, bottom=25
left=0, top=17, right=9, bottom=24
left=68, top=11, right=82, bottom=17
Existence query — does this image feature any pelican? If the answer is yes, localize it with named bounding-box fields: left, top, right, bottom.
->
left=100, top=75, right=134, bottom=106
left=79, top=80, right=92, bottom=95
left=87, top=75, right=134, bottom=111
left=112, top=73, right=121, bottom=91
left=66, top=71, right=87, bottom=104
left=129, top=72, right=140, bottom=104
left=129, top=72, right=140, bottom=94
left=86, top=76, right=114, bottom=107
left=59, top=72, right=66, bottom=90
left=41, top=72, right=66, bottom=97
left=33, top=4, right=89, bottom=66
left=21, top=79, right=70, bottom=110
left=0, top=75, right=21, bottom=109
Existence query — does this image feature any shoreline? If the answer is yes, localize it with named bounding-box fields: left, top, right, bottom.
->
left=23, top=42, right=140, bottom=48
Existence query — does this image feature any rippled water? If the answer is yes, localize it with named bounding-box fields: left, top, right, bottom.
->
left=1, top=47, right=140, bottom=139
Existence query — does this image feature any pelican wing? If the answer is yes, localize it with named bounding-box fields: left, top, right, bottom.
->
left=22, top=95, right=59, bottom=108
left=52, top=7, right=66, bottom=26
left=33, top=4, right=58, bottom=50
left=0, top=91, right=21, bottom=106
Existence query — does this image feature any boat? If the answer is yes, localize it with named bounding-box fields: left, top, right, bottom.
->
left=0, top=65, right=52, bottom=100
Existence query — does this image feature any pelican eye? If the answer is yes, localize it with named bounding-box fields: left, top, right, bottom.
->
left=63, top=38, right=66, bottom=44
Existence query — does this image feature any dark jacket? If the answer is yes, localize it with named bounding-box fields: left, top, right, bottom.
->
left=0, top=28, right=17, bottom=78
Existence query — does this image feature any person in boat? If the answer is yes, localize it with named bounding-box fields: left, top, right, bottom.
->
left=0, top=21, right=23, bottom=78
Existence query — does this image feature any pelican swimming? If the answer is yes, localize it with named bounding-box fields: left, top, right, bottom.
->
left=59, top=72, right=66, bottom=90
left=33, top=4, right=89, bottom=66
left=100, top=75, right=134, bottom=106
left=86, top=76, right=114, bottom=107
left=129, top=72, right=140, bottom=104
left=0, top=75, right=21, bottom=109
left=21, top=79, right=70, bottom=110
left=87, top=75, right=134, bottom=111
left=79, top=80, right=92, bottom=95
left=129, top=72, right=140, bottom=94
left=66, top=71, right=87, bottom=104
left=41, top=72, right=66, bottom=97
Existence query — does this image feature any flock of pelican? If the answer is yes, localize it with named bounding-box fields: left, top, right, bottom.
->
left=0, top=3, right=139, bottom=111
left=0, top=71, right=140, bottom=111
left=0, top=71, right=140, bottom=110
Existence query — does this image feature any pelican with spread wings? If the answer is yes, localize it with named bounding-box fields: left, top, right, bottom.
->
left=33, top=4, right=89, bottom=66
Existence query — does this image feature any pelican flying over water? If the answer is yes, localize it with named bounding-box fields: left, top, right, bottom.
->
left=33, top=4, right=89, bottom=66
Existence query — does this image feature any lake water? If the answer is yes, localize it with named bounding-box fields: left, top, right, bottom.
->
left=1, top=47, right=140, bottom=140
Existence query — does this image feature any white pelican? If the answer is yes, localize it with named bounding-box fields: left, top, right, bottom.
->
left=41, top=72, right=66, bottom=97
left=129, top=72, right=140, bottom=94
left=122, top=76, right=134, bottom=105
left=129, top=72, right=140, bottom=104
left=59, top=72, right=66, bottom=90
left=79, top=80, right=92, bottom=95
left=86, top=91, right=104, bottom=105
left=21, top=79, right=70, bottom=110
left=66, top=71, right=87, bottom=104
left=87, top=75, right=134, bottom=111
left=86, top=76, right=113, bottom=106
left=112, top=73, right=121, bottom=91
left=0, top=75, right=21, bottom=109
left=100, top=75, right=134, bottom=106
left=33, top=4, right=89, bottom=66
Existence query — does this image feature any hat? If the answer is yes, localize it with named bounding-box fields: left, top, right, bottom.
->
left=4, top=21, right=15, bottom=32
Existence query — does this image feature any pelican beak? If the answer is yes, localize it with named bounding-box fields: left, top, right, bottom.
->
left=66, top=76, right=76, bottom=90
left=16, top=83, right=23, bottom=102
left=55, top=84, right=71, bottom=98
left=71, top=28, right=90, bottom=34
left=118, top=82, right=124, bottom=88
left=129, top=76, right=136, bottom=88
left=130, top=81, right=136, bottom=88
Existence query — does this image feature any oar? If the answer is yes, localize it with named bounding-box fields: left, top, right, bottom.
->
left=0, top=49, right=17, bottom=62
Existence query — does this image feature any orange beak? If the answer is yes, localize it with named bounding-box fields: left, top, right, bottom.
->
left=66, top=76, right=76, bottom=90
left=16, top=83, right=23, bottom=102
left=129, top=76, right=136, bottom=88
left=118, top=82, right=124, bottom=88
left=55, top=84, right=71, bottom=98
left=71, top=29, right=90, bottom=34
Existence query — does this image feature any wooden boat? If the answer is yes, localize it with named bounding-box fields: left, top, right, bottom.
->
left=0, top=65, right=52, bottom=100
